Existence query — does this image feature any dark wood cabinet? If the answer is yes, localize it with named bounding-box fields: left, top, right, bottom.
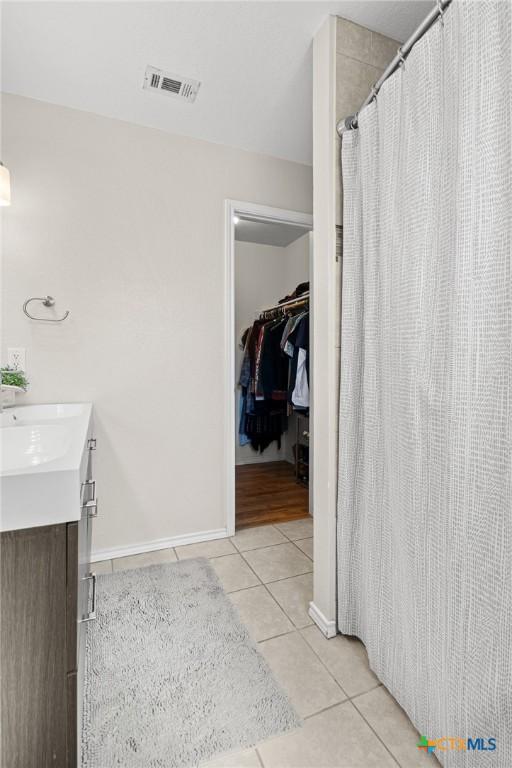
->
left=1, top=444, right=95, bottom=768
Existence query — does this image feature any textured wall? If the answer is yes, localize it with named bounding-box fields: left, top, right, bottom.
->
left=1, top=94, right=312, bottom=556
left=336, top=18, right=399, bottom=226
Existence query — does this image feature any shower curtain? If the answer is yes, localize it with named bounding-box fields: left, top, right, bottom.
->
left=337, top=1, right=511, bottom=765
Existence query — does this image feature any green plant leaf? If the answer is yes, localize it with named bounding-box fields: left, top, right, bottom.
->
left=1, top=366, right=29, bottom=390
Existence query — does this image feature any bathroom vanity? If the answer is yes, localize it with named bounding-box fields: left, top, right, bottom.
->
left=0, top=404, right=95, bottom=768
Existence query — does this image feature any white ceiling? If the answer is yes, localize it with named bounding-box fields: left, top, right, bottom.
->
left=235, top=217, right=311, bottom=247
left=1, top=1, right=432, bottom=165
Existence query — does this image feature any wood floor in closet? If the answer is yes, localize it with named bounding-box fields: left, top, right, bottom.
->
left=235, top=461, right=309, bottom=530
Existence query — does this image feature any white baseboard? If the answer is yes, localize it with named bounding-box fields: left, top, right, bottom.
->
left=309, top=601, right=337, bottom=638
left=235, top=457, right=284, bottom=466
left=235, top=456, right=295, bottom=467
left=91, top=527, right=229, bottom=562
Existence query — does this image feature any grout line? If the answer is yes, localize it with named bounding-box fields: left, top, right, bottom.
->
left=264, top=569, right=313, bottom=586
left=255, top=746, right=265, bottom=768
left=262, top=568, right=313, bottom=585
left=256, top=628, right=297, bottom=644
left=302, top=699, right=348, bottom=721
left=209, top=551, right=248, bottom=563
left=348, top=699, right=401, bottom=767
left=257, top=627, right=304, bottom=647
left=233, top=550, right=265, bottom=586
left=275, top=527, right=294, bottom=543
left=229, top=523, right=283, bottom=551
left=290, top=539, right=313, bottom=560
left=240, top=540, right=302, bottom=554
left=175, top=547, right=237, bottom=562
left=227, top=582, right=264, bottom=596
left=295, top=630, right=349, bottom=700
left=298, top=627, right=387, bottom=707
left=236, top=550, right=301, bottom=629
left=348, top=683, right=383, bottom=702
left=236, top=547, right=316, bottom=631
left=274, top=521, right=312, bottom=544
left=231, top=539, right=287, bottom=555
left=256, top=620, right=348, bottom=711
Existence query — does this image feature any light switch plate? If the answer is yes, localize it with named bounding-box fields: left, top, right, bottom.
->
left=7, top=347, right=26, bottom=371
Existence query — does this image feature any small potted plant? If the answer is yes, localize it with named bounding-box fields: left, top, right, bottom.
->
left=1, top=366, right=29, bottom=408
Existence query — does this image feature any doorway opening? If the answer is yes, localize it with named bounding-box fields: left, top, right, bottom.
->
left=225, top=201, right=313, bottom=534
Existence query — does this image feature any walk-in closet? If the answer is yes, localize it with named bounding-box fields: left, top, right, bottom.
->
left=234, top=214, right=312, bottom=530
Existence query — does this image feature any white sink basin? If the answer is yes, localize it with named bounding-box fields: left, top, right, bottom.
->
left=0, top=402, right=86, bottom=427
left=2, top=424, right=72, bottom=472
left=1, top=403, right=93, bottom=532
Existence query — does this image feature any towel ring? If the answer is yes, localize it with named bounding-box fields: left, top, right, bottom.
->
left=23, top=296, right=70, bottom=322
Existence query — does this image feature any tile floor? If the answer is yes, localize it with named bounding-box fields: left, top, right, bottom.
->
left=93, top=518, right=439, bottom=768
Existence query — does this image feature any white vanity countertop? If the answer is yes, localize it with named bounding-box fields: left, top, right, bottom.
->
left=1, top=403, right=93, bottom=532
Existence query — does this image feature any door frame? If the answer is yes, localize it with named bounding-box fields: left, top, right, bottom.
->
left=224, top=200, right=313, bottom=536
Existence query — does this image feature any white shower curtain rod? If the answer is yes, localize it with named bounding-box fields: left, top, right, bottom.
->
left=337, top=0, right=453, bottom=135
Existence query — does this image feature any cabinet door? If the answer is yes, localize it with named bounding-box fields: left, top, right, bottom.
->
left=67, top=673, right=77, bottom=768
left=1, top=525, right=68, bottom=768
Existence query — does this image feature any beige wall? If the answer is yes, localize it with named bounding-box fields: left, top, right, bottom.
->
left=234, top=235, right=309, bottom=465
left=311, top=15, right=339, bottom=635
left=1, top=93, right=312, bottom=558
left=311, top=16, right=397, bottom=635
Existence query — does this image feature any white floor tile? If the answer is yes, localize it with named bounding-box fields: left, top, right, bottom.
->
left=229, top=585, right=293, bottom=642
left=301, top=625, right=379, bottom=698
left=294, top=538, right=313, bottom=560
left=112, top=548, right=176, bottom=572
left=353, top=686, right=440, bottom=767
left=258, top=631, right=345, bottom=718
left=275, top=518, right=313, bottom=541
left=243, top=543, right=312, bottom=583
left=175, top=538, right=237, bottom=560
left=209, top=554, right=260, bottom=593
left=267, top=573, right=313, bottom=628
left=257, top=701, right=397, bottom=767
left=231, top=525, right=287, bottom=552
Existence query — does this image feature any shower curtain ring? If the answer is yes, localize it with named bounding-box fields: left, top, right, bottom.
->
left=436, top=0, right=445, bottom=26
left=397, top=47, right=406, bottom=68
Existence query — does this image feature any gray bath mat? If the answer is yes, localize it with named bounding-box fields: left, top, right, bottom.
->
left=82, top=558, right=300, bottom=767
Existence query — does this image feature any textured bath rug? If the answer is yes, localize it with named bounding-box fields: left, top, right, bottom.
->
left=82, top=558, right=300, bottom=768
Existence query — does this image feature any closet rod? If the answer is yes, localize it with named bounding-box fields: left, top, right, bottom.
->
left=260, top=291, right=309, bottom=316
left=337, top=0, right=452, bottom=135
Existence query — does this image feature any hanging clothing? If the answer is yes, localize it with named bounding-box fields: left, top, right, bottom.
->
left=287, top=312, right=309, bottom=409
left=238, top=301, right=309, bottom=453
left=238, top=391, right=250, bottom=446
left=261, top=319, right=288, bottom=400
left=281, top=311, right=306, bottom=357
left=292, top=348, right=309, bottom=408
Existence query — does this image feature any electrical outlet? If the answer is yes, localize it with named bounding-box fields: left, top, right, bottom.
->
left=7, top=347, right=26, bottom=371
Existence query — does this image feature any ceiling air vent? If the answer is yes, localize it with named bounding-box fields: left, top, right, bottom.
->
left=143, top=66, right=201, bottom=103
